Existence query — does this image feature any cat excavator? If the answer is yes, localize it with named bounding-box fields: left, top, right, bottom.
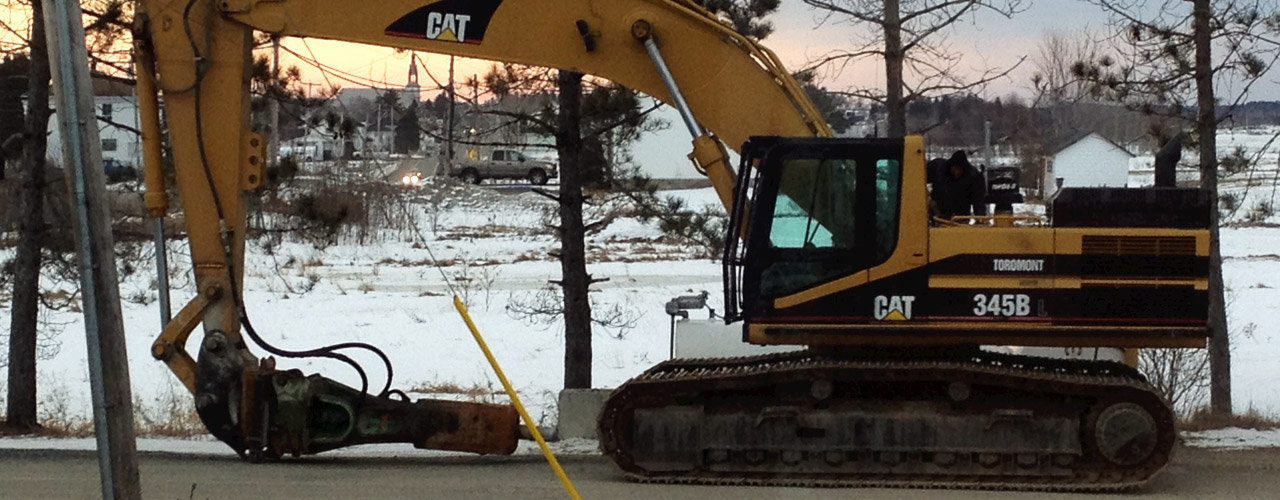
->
left=133, top=0, right=1210, bottom=491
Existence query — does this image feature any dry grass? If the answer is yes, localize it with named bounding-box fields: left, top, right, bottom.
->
left=34, top=419, right=94, bottom=438
left=437, top=224, right=540, bottom=241
left=378, top=257, right=458, bottom=267
left=32, top=384, right=95, bottom=437
left=408, top=381, right=495, bottom=399
left=133, top=389, right=206, bottom=438
left=511, top=251, right=546, bottom=263
left=20, top=385, right=207, bottom=439
left=1180, top=407, right=1280, bottom=432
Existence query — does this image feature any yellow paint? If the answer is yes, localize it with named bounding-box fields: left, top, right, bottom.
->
left=133, top=42, right=168, bottom=217
left=929, top=227, right=1055, bottom=262
left=453, top=297, right=583, bottom=500
left=882, top=309, right=906, bottom=321
left=150, top=293, right=215, bottom=393
left=929, top=275, right=1056, bottom=289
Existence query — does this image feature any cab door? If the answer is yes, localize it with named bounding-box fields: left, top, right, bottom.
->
left=726, top=137, right=907, bottom=322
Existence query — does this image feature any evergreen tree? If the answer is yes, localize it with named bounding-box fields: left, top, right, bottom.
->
left=394, top=102, right=421, bottom=154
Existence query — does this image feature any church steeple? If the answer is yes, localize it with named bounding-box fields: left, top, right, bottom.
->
left=407, top=53, right=420, bottom=88
left=404, top=53, right=421, bottom=105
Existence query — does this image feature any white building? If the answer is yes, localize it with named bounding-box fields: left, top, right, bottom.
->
left=1042, top=131, right=1134, bottom=197
left=47, top=92, right=143, bottom=168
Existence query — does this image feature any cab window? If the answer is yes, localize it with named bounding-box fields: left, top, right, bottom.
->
left=754, top=153, right=902, bottom=299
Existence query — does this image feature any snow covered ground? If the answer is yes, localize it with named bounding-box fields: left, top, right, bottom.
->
left=0, top=182, right=725, bottom=434
left=2, top=129, right=1280, bottom=454
left=1182, top=428, right=1280, bottom=450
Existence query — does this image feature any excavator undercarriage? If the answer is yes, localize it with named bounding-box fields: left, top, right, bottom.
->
left=599, top=348, right=1174, bottom=491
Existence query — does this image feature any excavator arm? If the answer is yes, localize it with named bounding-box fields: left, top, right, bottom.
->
left=133, top=0, right=831, bottom=457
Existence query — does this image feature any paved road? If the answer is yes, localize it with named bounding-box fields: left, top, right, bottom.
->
left=3, top=447, right=1279, bottom=499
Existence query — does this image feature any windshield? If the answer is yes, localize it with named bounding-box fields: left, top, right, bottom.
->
left=769, top=158, right=857, bottom=249
left=757, top=155, right=901, bottom=298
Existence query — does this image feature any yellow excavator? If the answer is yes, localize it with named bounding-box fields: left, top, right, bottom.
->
left=133, top=0, right=1210, bottom=490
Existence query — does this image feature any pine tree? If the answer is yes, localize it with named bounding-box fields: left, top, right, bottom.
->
left=394, top=102, right=421, bottom=154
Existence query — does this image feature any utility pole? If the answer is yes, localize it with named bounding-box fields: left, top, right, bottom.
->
left=268, top=37, right=281, bottom=166
left=43, top=0, right=141, bottom=498
left=984, top=120, right=993, bottom=171
left=446, top=55, right=455, bottom=169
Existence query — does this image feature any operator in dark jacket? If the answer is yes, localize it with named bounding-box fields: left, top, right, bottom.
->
left=930, top=150, right=987, bottom=219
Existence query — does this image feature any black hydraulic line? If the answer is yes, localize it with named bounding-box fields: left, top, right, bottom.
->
left=181, top=0, right=395, bottom=399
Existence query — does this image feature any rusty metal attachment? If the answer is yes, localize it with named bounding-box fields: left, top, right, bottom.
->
left=198, top=353, right=520, bottom=460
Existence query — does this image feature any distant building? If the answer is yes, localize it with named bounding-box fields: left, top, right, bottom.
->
left=324, top=54, right=423, bottom=160
left=335, top=54, right=422, bottom=112
left=45, top=76, right=142, bottom=168
left=1042, top=131, right=1134, bottom=197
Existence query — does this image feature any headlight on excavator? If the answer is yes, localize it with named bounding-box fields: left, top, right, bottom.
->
left=401, top=173, right=421, bottom=187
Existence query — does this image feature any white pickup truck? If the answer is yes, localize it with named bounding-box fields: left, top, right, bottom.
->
left=447, top=148, right=558, bottom=185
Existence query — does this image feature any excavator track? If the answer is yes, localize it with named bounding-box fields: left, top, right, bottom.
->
left=598, top=349, right=1175, bottom=492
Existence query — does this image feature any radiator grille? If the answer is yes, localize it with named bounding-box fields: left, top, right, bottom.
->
left=1081, top=235, right=1197, bottom=256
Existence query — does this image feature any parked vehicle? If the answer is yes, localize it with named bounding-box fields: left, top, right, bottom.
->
left=447, top=148, right=557, bottom=185
left=103, top=158, right=137, bottom=183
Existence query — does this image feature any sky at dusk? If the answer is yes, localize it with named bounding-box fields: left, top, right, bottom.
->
left=264, top=0, right=1280, bottom=178
left=273, top=1, right=1170, bottom=102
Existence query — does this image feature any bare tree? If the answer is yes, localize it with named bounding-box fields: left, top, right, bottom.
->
left=1030, top=30, right=1103, bottom=131
left=802, top=0, right=1027, bottom=137
left=506, top=286, right=640, bottom=340
left=1075, top=0, right=1280, bottom=415
left=3, top=0, right=131, bottom=430
left=1140, top=347, right=1210, bottom=415
left=5, top=0, right=52, bottom=432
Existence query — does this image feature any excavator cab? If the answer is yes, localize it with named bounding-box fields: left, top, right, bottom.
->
left=726, top=137, right=908, bottom=323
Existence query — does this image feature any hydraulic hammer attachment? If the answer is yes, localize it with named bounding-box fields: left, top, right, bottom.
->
left=191, top=330, right=519, bottom=460
left=240, top=366, right=520, bottom=459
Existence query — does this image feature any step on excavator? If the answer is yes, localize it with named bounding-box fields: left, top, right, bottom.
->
left=133, top=0, right=1209, bottom=490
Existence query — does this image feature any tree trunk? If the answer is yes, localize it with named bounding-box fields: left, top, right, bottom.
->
left=1192, top=0, right=1231, bottom=415
left=883, top=0, right=906, bottom=138
left=6, top=0, right=52, bottom=431
left=556, top=70, right=593, bottom=389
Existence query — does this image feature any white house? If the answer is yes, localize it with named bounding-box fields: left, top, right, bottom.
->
left=1042, top=131, right=1134, bottom=197
left=46, top=77, right=143, bottom=169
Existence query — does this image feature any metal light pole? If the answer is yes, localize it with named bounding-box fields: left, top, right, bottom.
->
left=42, top=0, right=141, bottom=497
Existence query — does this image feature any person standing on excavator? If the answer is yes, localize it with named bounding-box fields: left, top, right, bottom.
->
left=930, top=150, right=987, bottom=219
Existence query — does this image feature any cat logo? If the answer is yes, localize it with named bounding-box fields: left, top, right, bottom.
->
left=873, top=295, right=915, bottom=321
left=424, top=12, right=471, bottom=42
left=385, top=0, right=503, bottom=45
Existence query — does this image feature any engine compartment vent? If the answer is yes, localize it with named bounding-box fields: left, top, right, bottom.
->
left=1081, top=235, right=1197, bottom=256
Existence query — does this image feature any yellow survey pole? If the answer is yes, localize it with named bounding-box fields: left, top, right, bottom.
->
left=452, top=296, right=584, bottom=500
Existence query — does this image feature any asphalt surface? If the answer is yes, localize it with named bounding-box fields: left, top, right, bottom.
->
left=2, top=447, right=1278, bottom=499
